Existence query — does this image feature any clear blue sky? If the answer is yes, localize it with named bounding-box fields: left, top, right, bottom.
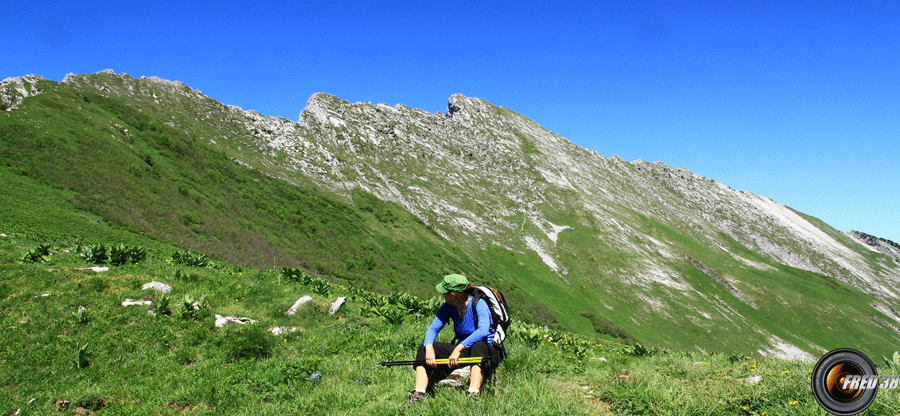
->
left=3, top=0, right=898, bottom=243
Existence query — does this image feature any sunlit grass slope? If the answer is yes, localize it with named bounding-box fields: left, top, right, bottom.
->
left=2, top=232, right=900, bottom=415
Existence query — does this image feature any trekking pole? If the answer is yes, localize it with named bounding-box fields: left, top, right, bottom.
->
left=378, top=356, right=488, bottom=367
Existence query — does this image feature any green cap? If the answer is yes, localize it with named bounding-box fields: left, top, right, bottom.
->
left=436, top=274, right=469, bottom=294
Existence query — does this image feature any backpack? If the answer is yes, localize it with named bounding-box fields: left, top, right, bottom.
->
left=470, top=285, right=511, bottom=348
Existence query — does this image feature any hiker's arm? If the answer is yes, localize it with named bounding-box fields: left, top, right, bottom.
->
left=424, top=344, right=436, bottom=367
left=423, top=303, right=450, bottom=346
left=458, top=299, right=492, bottom=349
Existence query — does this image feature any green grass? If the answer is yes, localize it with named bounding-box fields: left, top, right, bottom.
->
left=2, top=236, right=900, bottom=415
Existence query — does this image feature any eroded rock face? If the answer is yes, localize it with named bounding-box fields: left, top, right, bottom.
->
left=849, top=230, right=900, bottom=261
left=0, top=74, right=46, bottom=110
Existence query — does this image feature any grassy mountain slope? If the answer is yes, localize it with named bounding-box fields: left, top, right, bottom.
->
left=3, top=231, right=900, bottom=415
left=2, top=71, right=899, bottom=360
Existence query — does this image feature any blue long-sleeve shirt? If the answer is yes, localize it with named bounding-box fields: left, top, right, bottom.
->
left=423, top=297, right=494, bottom=349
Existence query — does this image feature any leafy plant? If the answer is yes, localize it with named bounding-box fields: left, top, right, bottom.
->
left=884, top=351, right=900, bottom=370
left=370, top=304, right=406, bottom=325
left=21, top=244, right=52, bottom=263
left=171, top=250, right=209, bottom=267
left=73, top=343, right=90, bottom=369
left=282, top=267, right=313, bottom=284
left=72, top=306, right=89, bottom=324
left=629, top=343, right=658, bottom=357
left=110, top=244, right=147, bottom=266
left=79, top=244, right=109, bottom=264
left=155, top=293, right=171, bottom=316
left=390, top=293, right=429, bottom=316
left=177, top=294, right=207, bottom=320
left=311, top=279, right=330, bottom=296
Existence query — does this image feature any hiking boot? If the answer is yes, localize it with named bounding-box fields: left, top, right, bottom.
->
left=407, top=390, right=427, bottom=405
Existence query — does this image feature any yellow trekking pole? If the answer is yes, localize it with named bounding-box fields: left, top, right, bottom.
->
left=379, top=356, right=488, bottom=367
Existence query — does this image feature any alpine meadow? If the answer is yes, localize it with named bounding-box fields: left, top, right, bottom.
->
left=2, top=70, right=899, bottom=415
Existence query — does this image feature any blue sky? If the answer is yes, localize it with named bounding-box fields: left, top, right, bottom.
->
left=2, top=0, right=898, bottom=242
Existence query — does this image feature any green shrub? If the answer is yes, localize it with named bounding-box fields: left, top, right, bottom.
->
left=370, top=304, right=406, bottom=326
left=79, top=243, right=109, bottom=264
left=110, top=244, right=147, bottom=266
left=282, top=267, right=313, bottom=284
left=177, top=294, right=208, bottom=320
left=21, top=244, right=52, bottom=263
left=171, top=250, right=209, bottom=267
left=155, top=292, right=171, bottom=316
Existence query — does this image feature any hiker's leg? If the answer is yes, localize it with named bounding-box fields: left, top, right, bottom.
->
left=467, top=341, right=495, bottom=391
left=415, top=366, right=429, bottom=391
left=470, top=364, right=483, bottom=390
left=414, top=343, right=455, bottom=393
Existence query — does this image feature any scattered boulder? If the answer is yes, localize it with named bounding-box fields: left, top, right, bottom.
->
left=77, top=267, right=109, bottom=273
left=268, top=326, right=303, bottom=336
left=329, top=297, right=347, bottom=315
left=286, top=296, right=314, bottom=315
left=215, top=314, right=257, bottom=328
left=142, top=281, right=172, bottom=293
left=122, top=299, right=152, bottom=307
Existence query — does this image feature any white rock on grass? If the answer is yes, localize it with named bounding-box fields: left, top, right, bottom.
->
left=215, top=314, right=257, bottom=328
left=329, top=297, right=347, bottom=315
left=78, top=267, right=109, bottom=273
left=268, top=326, right=303, bottom=336
left=142, top=281, right=172, bottom=293
left=287, top=296, right=315, bottom=315
left=122, top=299, right=152, bottom=307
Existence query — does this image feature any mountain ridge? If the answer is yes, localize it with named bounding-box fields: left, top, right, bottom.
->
left=2, top=69, right=899, bottom=360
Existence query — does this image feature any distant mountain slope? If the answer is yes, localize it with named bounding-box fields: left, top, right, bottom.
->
left=2, top=70, right=899, bottom=359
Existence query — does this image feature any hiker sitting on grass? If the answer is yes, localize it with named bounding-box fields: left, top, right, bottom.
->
left=408, top=274, right=500, bottom=404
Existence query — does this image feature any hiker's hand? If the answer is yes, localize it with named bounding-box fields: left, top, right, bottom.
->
left=425, top=345, right=436, bottom=368
left=449, top=344, right=465, bottom=367
left=448, top=351, right=460, bottom=367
